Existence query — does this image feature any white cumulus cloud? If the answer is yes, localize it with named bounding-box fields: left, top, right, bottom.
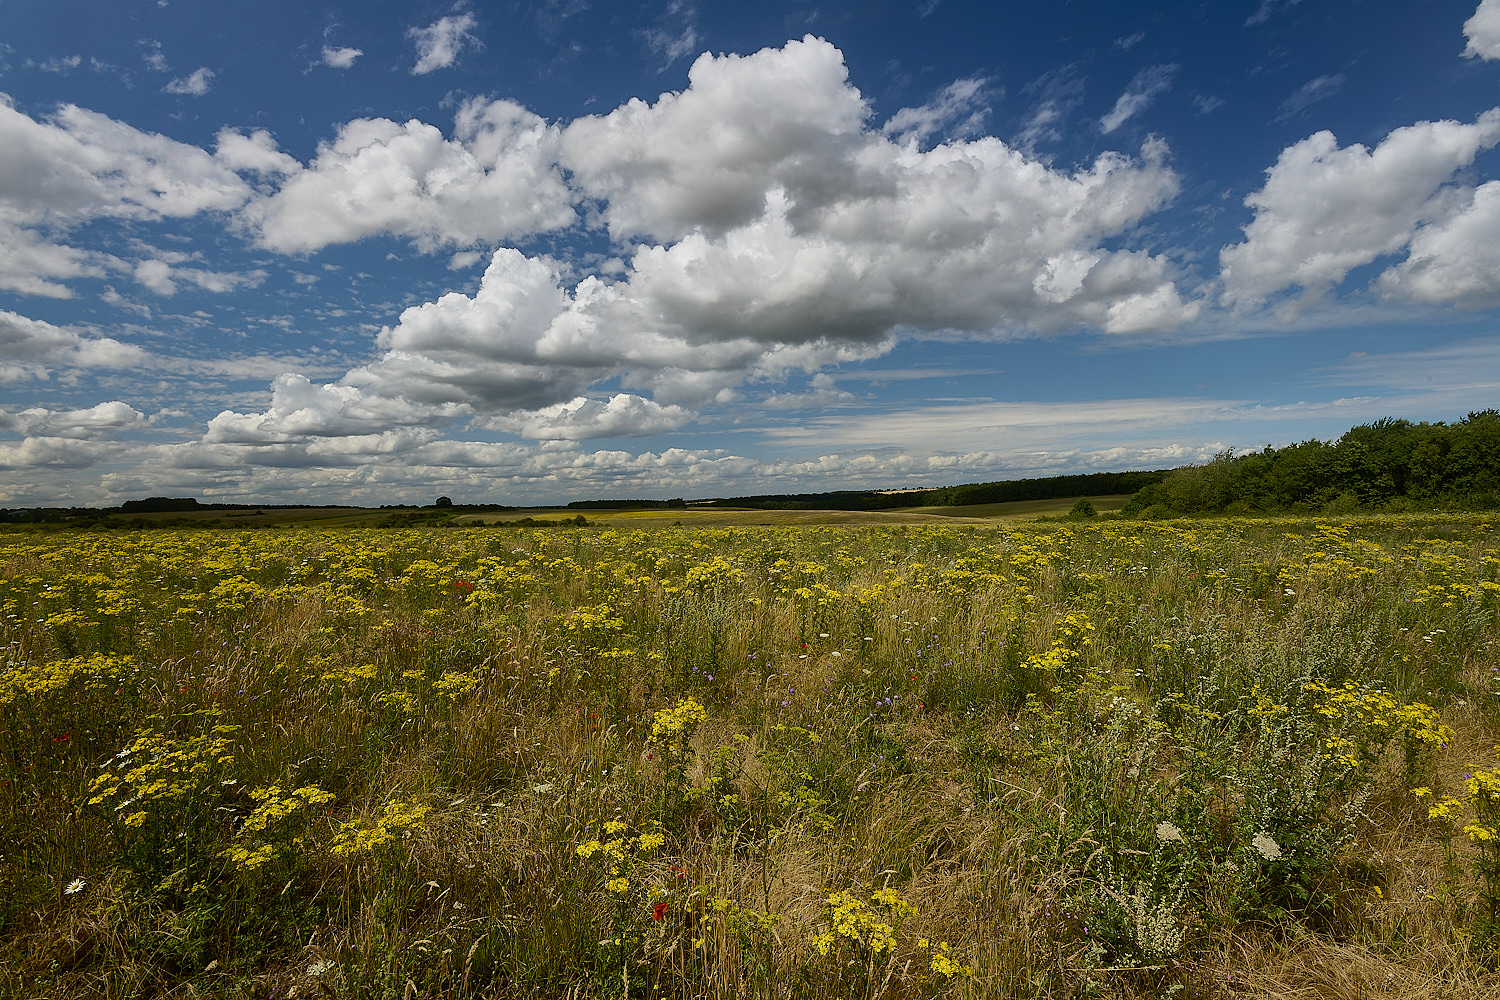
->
left=0, top=99, right=252, bottom=221
left=558, top=37, right=1186, bottom=340
left=1378, top=181, right=1500, bottom=308
left=560, top=36, right=872, bottom=243
left=204, top=373, right=461, bottom=444
left=1220, top=109, right=1500, bottom=308
left=215, top=128, right=301, bottom=176
left=0, top=309, right=148, bottom=380
left=481, top=394, right=694, bottom=440
left=0, top=220, right=99, bottom=298
left=344, top=113, right=1188, bottom=413
left=0, top=436, right=130, bottom=472
left=210, top=36, right=1193, bottom=451
left=243, top=98, right=575, bottom=253
left=0, top=96, right=252, bottom=298
left=1465, top=0, right=1500, bottom=60
left=349, top=248, right=608, bottom=411
left=1, top=401, right=146, bottom=439
left=1104, top=283, right=1201, bottom=335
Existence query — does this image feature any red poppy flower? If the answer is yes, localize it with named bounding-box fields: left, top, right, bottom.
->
left=652, top=901, right=669, bottom=921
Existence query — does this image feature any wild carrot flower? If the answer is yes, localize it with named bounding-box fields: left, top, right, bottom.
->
left=1251, top=832, right=1282, bottom=861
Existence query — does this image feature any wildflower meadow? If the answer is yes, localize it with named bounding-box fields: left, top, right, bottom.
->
left=3, top=513, right=1500, bottom=998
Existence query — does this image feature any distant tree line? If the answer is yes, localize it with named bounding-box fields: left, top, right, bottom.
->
left=0, top=507, right=106, bottom=525
left=373, top=510, right=593, bottom=528
left=0, top=498, right=501, bottom=529
left=2, top=472, right=1173, bottom=527
left=566, top=498, right=688, bottom=510
left=695, top=470, right=1168, bottom=511
left=118, top=497, right=359, bottom=513
left=1122, top=410, right=1500, bottom=517
left=924, top=470, right=1168, bottom=507
left=11, top=412, right=1491, bottom=527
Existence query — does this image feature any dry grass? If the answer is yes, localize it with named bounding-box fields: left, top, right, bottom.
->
left=2, top=514, right=1499, bottom=998
left=1202, top=933, right=1486, bottom=999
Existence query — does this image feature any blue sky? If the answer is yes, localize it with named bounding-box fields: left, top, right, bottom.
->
left=3, top=0, right=1500, bottom=506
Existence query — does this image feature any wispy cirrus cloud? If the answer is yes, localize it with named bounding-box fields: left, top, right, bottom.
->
left=31, top=55, right=82, bottom=74
left=1246, top=0, right=1305, bottom=27
left=1275, top=73, right=1344, bottom=122
left=408, top=13, right=479, bottom=74
left=320, top=46, right=362, bottom=69
left=883, top=75, right=993, bottom=146
left=1100, top=63, right=1177, bottom=133
left=163, top=67, right=214, bottom=96
left=640, top=0, right=700, bottom=70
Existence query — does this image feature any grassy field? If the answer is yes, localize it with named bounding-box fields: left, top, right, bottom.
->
left=54, top=493, right=1134, bottom=531
left=895, top=495, right=1135, bottom=520
left=465, top=508, right=1001, bottom=528
left=3, top=514, right=1500, bottom=998
left=463, top=495, right=1133, bottom=527
left=80, top=507, right=398, bottom=529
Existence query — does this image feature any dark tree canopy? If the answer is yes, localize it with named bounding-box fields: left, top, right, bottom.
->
left=1122, top=411, right=1500, bottom=517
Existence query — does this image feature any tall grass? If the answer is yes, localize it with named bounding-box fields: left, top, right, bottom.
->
left=2, top=514, right=1499, bottom=998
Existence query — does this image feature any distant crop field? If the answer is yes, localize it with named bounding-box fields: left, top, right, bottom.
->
left=3, top=516, right=1499, bottom=998
left=897, top=494, right=1137, bottom=520
left=469, top=507, right=1003, bottom=528
left=463, top=494, right=1134, bottom=528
